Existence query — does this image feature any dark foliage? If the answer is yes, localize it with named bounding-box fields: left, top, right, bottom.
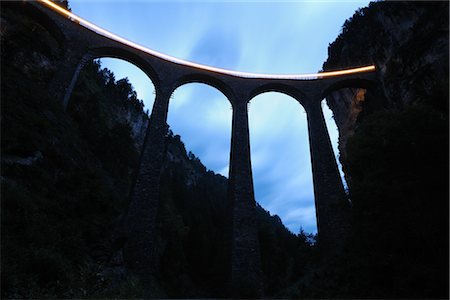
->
left=344, top=104, right=449, bottom=298
left=304, top=1, right=450, bottom=299
left=1, top=3, right=313, bottom=298
left=153, top=130, right=314, bottom=298
left=53, top=0, right=70, bottom=10
left=283, top=104, right=449, bottom=299
left=1, top=5, right=145, bottom=297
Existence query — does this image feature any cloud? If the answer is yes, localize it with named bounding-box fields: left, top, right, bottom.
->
left=188, top=27, right=242, bottom=70
left=283, top=205, right=318, bottom=234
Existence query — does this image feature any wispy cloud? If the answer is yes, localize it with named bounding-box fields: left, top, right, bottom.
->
left=189, top=28, right=242, bottom=70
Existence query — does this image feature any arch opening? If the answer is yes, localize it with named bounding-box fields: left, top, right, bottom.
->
left=248, top=92, right=316, bottom=235
left=99, top=57, right=156, bottom=114
left=64, top=57, right=156, bottom=237
left=249, top=83, right=307, bottom=107
left=161, top=82, right=232, bottom=294
left=90, top=47, right=160, bottom=87
left=173, top=74, right=234, bottom=103
left=16, top=1, right=67, bottom=50
left=67, top=57, right=155, bottom=153
left=321, top=77, right=374, bottom=100
left=168, top=82, right=232, bottom=177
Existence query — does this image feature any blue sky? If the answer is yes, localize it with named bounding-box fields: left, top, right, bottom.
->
left=70, top=0, right=371, bottom=234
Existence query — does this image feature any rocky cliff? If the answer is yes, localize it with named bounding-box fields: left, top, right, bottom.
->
left=323, top=1, right=449, bottom=177
left=313, top=2, right=449, bottom=298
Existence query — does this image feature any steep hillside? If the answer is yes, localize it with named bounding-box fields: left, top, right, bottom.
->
left=313, top=2, right=448, bottom=298
left=1, top=2, right=313, bottom=298
left=153, top=131, right=314, bottom=298
left=323, top=1, right=448, bottom=167
left=1, top=2, right=148, bottom=297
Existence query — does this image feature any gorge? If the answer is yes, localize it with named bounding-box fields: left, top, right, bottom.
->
left=1, top=1, right=448, bottom=299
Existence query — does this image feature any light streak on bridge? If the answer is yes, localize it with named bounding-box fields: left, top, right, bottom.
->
left=39, top=0, right=375, bottom=80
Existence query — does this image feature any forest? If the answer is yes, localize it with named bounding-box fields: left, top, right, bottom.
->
left=1, top=3, right=314, bottom=297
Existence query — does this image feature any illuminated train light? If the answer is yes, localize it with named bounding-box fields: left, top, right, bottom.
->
left=39, top=0, right=376, bottom=80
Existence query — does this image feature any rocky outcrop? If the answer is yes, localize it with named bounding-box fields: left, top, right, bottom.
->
left=164, top=135, right=203, bottom=187
left=117, top=106, right=149, bottom=150
left=323, top=1, right=449, bottom=183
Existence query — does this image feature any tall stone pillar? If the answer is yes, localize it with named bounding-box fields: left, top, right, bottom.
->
left=228, top=100, right=264, bottom=298
left=48, top=50, right=92, bottom=110
left=124, top=84, right=172, bottom=293
left=305, top=97, right=350, bottom=251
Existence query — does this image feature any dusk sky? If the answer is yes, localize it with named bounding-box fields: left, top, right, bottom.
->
left=70, top=0, right=371, bottom=234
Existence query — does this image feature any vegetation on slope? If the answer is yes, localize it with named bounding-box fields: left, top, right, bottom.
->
left=1, top=3, right=314, bottom=298
left=1, top=4, right=147, bottom=296
left=344, top=104, right=448, bottom=298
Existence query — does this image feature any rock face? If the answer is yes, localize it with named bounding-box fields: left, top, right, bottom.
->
left=325, top=88, right=366, bottom=165
left=314, top=2, right=449, bottom=299
left=323, top=1, right=449, bottom=184
left=118, top=107, right=149, bottom=150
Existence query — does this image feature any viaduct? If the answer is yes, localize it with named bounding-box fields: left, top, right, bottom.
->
left=16, top=0, right=377, bottom=297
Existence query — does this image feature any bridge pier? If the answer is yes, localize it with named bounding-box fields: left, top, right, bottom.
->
left=123, top=84, right=172, bottom=294
left=228, top=100, right=264, bottom=298
left=48, top=50, right=92, bottom=110
left=305, top=97, right=350, bottom=252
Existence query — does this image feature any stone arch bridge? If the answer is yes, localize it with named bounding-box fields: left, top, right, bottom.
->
left=15, top=0, right=378, bottom=296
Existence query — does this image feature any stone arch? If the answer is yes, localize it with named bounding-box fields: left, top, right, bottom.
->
left=60, top=47, right=158, bottom=111
left=173, top=73, right=234, bottom=105
left=320, top=77, right=375, bottom=99
left=249, top=83, right=308, bottom=108
left=15, top=1, right=67, bottom=50
left=89, top=47, right=160, bottom=87
left=317, top=76, right=377, bottom=208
